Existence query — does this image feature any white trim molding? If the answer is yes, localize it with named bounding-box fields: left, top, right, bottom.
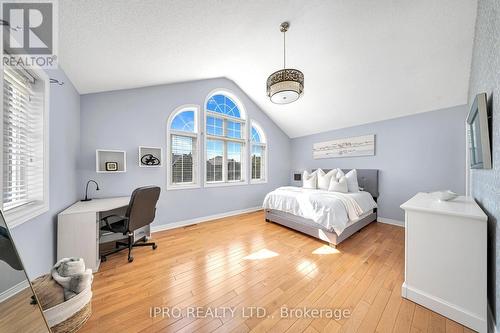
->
left=402, top=283, right=487, bottom=333
left=203, top=90, right=248, bottom=187
left=377, top=217, right=405, bottom=227
left=0, top=280, right=30, bottom=303
left=249, top=119, right=268, bottom=184
left=465, top=120, right=471, bottom=196
left=151, top=206, right=262, bottom=233
left=166, top=104, right=201, bottom=190
left=5, top=203, right=50, bottom=228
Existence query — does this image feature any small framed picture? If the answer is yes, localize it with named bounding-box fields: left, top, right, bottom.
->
left=139, top=146, right=162, bottom=167
left=105, top=162, right=118, bottom=171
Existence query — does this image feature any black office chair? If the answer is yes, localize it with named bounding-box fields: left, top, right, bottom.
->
left=100, top=186, right=160, bottom=263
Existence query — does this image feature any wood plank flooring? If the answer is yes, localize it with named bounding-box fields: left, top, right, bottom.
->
left=80, top=211, right=473, bottom=333
left=0, top=286, right=49, bottom=332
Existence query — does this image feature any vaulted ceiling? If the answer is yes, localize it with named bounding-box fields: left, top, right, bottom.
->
left=59, top=0, right=477, bottom=138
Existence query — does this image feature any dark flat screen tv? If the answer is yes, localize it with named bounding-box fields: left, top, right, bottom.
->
left=467, top=93, right=491, bottom=169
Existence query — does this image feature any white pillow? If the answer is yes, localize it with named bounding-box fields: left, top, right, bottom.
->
left=336, top=169, right=359, bottom=192
left=337, top=169, right=359, bottom=192
left=302, top=170, right=317, bottom=189
left=328, top=176, right=348, bottom=193
left=317, top=169, right=338, bottom=190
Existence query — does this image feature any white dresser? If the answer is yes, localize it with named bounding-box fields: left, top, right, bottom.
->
left=401, top=192, right=487, bottom=333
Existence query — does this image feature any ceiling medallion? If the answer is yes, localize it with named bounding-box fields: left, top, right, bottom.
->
left=266, top=22, right=304, bottom=104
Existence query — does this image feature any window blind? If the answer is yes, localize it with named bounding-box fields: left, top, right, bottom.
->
left=171, top=134, right=195, bottom=184
left=3, top=67, right=44, bottom=211
left=251, top=145, right=264, bottom=180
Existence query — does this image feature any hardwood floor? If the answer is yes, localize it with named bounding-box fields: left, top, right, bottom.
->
left=80, top=211, right=473, bottom=333
left=0, top=286, right=49, bottom=332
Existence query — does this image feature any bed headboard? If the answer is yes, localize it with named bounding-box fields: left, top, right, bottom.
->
left=312, top=169, right=379, bottom=198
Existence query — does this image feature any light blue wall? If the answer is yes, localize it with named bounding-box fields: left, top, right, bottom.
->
left=468, top=0, right=499, bottom=328
left=4, top=71, right=471, bottom=284
left=10, top=68, right=81, bottom=279
left=290, top=106, right=468, bottom=221
left=79, top=78, right=291, bottom=227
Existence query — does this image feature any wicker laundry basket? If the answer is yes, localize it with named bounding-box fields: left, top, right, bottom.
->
left=32, top=274, right=92, bottom=333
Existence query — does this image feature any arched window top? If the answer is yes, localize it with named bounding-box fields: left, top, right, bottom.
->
left=251, top=122, right=266, bottom=143
left=251, top=127, right=261, bottom=143
left=169, top=107, right=197, bottom=133
left=206, top=91, right=244, bottom=119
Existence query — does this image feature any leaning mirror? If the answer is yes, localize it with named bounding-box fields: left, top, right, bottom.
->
left=0, top=210, right=50, bottom=332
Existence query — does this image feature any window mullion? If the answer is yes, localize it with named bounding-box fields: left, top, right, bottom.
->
left=223, top=139, right=227, bottom=183
left=170, top=129, right=197, bottom=137
left=180, top=138, right=184, bottom=183
left=261, top=146, right=265, bottom=180
left=223, top=120, right=227, bottom=182
left=206, top=111, right=245, bottom=124
left=194, top=134, right=198, bottom=185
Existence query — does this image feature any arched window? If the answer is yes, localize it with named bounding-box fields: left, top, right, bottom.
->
left=206, top=94, right=241, bottom=118
left=205, top=91, right=246, bottom=185
left=167, top=105, right=199, bottom=188
left=250, top=121, right=267, bottom=182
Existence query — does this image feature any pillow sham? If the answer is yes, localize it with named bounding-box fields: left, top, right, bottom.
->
left=328, top=176, right=348, bottom=193
left=317, top=169, right=338, bottom=190
left=302, top=170, right=317, bottom=189
left=336, top=169, right=359, bottom=192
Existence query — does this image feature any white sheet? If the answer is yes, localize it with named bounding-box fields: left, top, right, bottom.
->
left=263, top=186, right=377, bottom=235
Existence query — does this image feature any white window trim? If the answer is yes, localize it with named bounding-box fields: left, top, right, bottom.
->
left=166, top=104, right=201, bottom=191
left=1, top=66, right=50, bottom=228
left=250, top=120, right=268, bottom=184
left=203, top=89, right=248, bottom=187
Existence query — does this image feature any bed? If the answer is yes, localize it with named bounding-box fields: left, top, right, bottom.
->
left=263, top=169, right=379, bottom=247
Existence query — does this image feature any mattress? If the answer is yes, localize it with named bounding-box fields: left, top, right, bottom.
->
left=263, top=186, right=377, bottom=235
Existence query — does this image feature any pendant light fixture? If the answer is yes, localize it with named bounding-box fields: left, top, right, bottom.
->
left=266, top=22, right=304, bottom=104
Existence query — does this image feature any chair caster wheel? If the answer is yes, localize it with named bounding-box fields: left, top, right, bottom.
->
left=128, top=256, right=134, bottom=263
left=153, top=244, right=158, bottom=250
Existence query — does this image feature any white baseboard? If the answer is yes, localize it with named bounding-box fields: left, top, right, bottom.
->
left=488, top=303, right=498, bottom=333
left=377, top=217, right=405, bottom=227
left=151, top=206, right=262, bottom=233
left=402, top=282, right=487, bottom=332
left=0, top=280, right=30, bottom=303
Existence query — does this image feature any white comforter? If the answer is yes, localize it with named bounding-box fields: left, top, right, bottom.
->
left=263, top=186, right=377, bottom=235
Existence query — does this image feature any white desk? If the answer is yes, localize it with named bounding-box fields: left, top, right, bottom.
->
left=57, top=197, right=150, bottom=272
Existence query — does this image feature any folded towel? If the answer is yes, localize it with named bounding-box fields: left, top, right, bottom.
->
left=56, top=257, right=85, bottom=277
left=52, top=258, right=93, bottom=300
